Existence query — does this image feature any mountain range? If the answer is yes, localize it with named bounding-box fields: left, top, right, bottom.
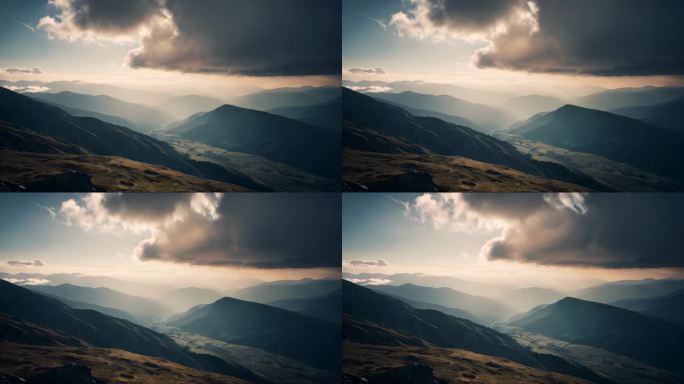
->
left=167, top=104, right=340, bottom=179
left=168, top=296, right=340, bottom=372
left=510, top=104, right=684, bottom=181
left=509, top=297, right=684, bottom=374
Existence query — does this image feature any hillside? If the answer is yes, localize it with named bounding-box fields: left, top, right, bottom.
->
left=168, top=296, right=340, bottom=372
left=612, top=95, right=684, bottom=132
left=509, top=297, right=684, bottom=373
left=510, top=104, right=684, bottom=180
left=168, top=104, right=340, bottom=179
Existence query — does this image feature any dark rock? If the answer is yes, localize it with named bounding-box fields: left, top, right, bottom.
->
left=27, top=363, right=103, bottom=384
left=368, top=363, right=442, bottom=384
left=25, top=171, right=98, bottom=192
left=370, top=171, right=439, bottom=192
left=0, top=373, right=27, bottom=384
left=0, top=180, right=26, bottom=191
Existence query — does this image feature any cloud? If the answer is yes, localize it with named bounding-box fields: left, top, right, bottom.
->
left=347, top=85, right=393, bottom=93
left=6, top=67, right=43, bottom=74
left=391, top=0, right=684, bottom=76
left=4, top=278, right=50, bottom=285
left=6, top=260, right=45, bottom=267
left=348, top=67, right=386, bottom=74
left=58, top=193, right=340, bottom=269
left=347, top=278, right=393, bottom=285
left=406, top=193, right=684, bottom=268
left=5, top=85, right=50, bottom=93
left=349, top=259, right=388, bottom=267
left=39, top=0, right=341, bottom=76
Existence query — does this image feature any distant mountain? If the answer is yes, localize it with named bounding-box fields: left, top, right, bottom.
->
left=343, top=281, right=538, bottom=367
left=234, top=86, right=340, bottom=111
left=389, top=104, right=484, bottom=133
left=371, top=284, right=513, bottom=324
left=510, top=104, right=684, bottom=181
left=509, top=297, right=684, bottom=374
left=576, top=279, right=684, bottom=303
left=373, top=91, right=514, bottom=132
left=167, top=104, right=340, bottom=179
left=500, top=287, right=565, bottom=312
left=29, top=91, right=172, bottom=132
left=611, top=288, right=684, bottom=325
left=47, top=296, right=139, bottom=325
left=269, top=97, right=341, bottom=131
left=161, top=287, right=224, bottom=313
left=343, top=80, right=513, bottom=105
left=502, top=95, right=566, bottom=119
left=612, top=95, right=684, bottom=132
left=168, top=296, right=340, bottom=372
left=0, top=279, right=195, bottom=366
left=233, top=279, right=341, bottom=304
left=30, top=284, right=171, bottom=323
left=157, top=95, right=224, bottom=120
left=576, top=86, right=684, bottom=111
left=269, top=289, right=341, bottom=323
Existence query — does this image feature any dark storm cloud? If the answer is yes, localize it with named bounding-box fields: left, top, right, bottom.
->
left=349, top=67, right=385, bottom=74
left=40, top=0, right=341, bottom=76
left=410, top=193, right=684, bottom=268
left=6, top=67, right=42, bottom=74
left=134, top=194, right=341, bottom=269
left=59, top=193, right=340, bottom=269
left=349, top=259, right=388, bottom=267
left=394, top=0, right=684, bottom=76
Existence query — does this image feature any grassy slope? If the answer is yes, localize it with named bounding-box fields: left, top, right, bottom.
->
left=0, top=149, right=247, bottom=192
left=0, top=342, right=249, bottom=384
left=343, top=150, right=588, bottom=192
left=343, top=342, right=591, bottom=384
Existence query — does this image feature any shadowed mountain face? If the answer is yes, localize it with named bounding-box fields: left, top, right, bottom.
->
left=234, top=86, right=341, bottom=111
left=0, top=279, right=196, bottom=366
left=234, top=279, right=341, bottom=304
left=168, top=104, right=341, bottom=179
left=612, top=95, right=684, bottom=132
left=576, top=279, right=684, bottom=304
left=269, top=97, right=341, bottom=131
left=269, top=289, right=341, bottom=324
left=168, top=296, right=340, bottom=372
left=575, top=86, right=684, bottom=111
left=29, top=91, right=172, bottom=132
left=30, top=284, right=171, bottom=324
left=612, top=288, right=684, bottom=325
left=371, top=284, right=513, bottom=324
left=342, top=281, right=538, bottom=367
left=509, top=297, right=684, bottom=374
left=510, top=104, right=684, bottom=181
left=371, top=91, right=514, bottom=132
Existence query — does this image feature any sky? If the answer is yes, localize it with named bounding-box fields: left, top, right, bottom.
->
left=343, top=193, right=684, bottom=289
left=0, top=193, right=341, bottom=290
left=0, top=0, right=341, bottom=99
left=343, top=0, right=684, bottom=96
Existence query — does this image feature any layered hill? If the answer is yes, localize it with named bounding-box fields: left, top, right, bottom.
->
left=509, top=297, right=684, bottom=374
left=0, top=86, right=251, bottom=190
left=167, top=104, right=340, bottom=179
left=510, top=105, right=684, bottom=181
left=269, top=289, right=341, bottom=323
left=269, top=97, right=341, bottom=131
left=611, top=288, right=684, bottom=325
left=234, top=279, right=341, bottom=304
left=30, top=284, right=171, bottom=324
left=168, top=296, right=340, bottom=372
left=30, top=91, right=171, bottom=132
left=612, top=95, right=684, bottom=132
left=373, top=91, right=514, bottom=132
left=371, top=284, right=513, bottom=324
left=342, top=281, right=537, bottom=366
